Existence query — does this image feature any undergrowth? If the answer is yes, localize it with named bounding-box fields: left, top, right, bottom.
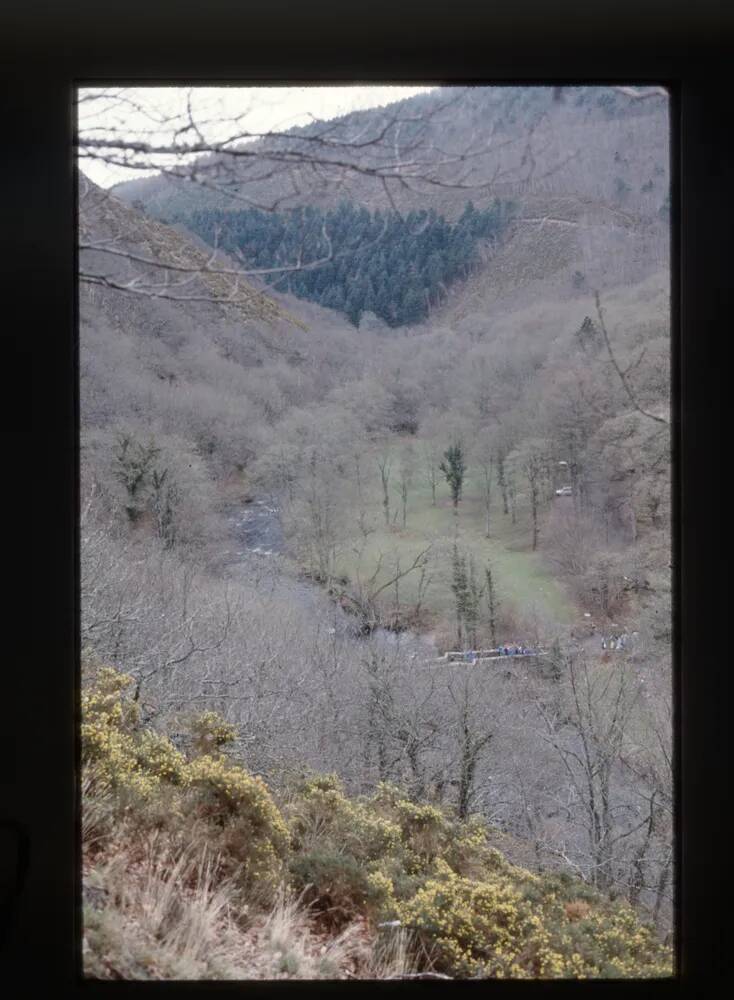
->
left=81, top=660, right=673, bottom=980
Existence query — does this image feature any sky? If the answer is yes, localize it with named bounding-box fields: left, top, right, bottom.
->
left=78, top=85, right=436, bottom=188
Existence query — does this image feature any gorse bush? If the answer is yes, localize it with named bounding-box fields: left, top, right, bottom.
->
left=185, top=754, right=290, bottom=899
left=82, top=664, right=673, bottom=979
left=187, top=710, right=238, bottom=757
left=286, top=775, right=404, bottom=924
left=135, top=730, right=188, bottom=785
left=284, top=776, right=672, bottom=978
left=392, top=860, right=672, bottom=978
left=81, top=663, right=289, bottom=899
left=289, top=775, right=402, bottom=862
left=81, top=667, right=158, bottom=800
left=393, top=860, right=538, bottom=977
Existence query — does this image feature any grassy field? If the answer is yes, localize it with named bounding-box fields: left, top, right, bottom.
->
left=334, top=444, right=577, bottom=639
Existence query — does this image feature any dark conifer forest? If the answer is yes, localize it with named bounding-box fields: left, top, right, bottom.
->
left=175, top=200, right=514, bottom=326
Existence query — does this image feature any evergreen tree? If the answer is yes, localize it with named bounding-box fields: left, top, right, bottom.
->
left=440, top=442, right=467, bottom=509
left=451, top=543, right=469, bottom=647
left=484, top=566, right=499, bottom=648
left=399, top=281, right=427, bottom=326
left=450, top=545, right=482, bottom=649
left=465, top=556, right=482, bottom=649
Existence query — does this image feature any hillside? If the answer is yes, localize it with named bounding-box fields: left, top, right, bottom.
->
left=81, top=659, right=672, bottom=980
left=80, top=175, right=374, bottom=528
left=113, top=85, right=669, bottom=222
left=111, top=86, right=668, bottom=329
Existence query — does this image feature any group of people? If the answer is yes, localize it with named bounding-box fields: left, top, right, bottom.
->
left=601, top=633, right=629, bottom=651
left=461, top=644, right=534, bottom=663
left=499, top=643, right=534, bottom=656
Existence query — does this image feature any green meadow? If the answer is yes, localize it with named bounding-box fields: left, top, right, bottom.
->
left=334, top=445, right=576, bottom=637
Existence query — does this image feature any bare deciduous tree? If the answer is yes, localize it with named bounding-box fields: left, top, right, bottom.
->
left=395, top=446, right=415, bottom=530
left=594, top=291, right=669, bottom=426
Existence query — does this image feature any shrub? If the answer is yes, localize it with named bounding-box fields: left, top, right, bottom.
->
left=369, top=784, right=502, bottom=880
left=529, top=900, right=673, bottom=979
left=81, top=670, right=673, bottom=979
left=135, top=730, right=187, bottom=785
left=388, top=798, right=448, bottom=859
left=286, top=777, right=405, bottom=923
left=81, top=665, right=290, bottom=902
left=289, top=850, right=373, bottom=927
left=81, top=668, right=157, bottom=800
left=289, top=775, right=401, bottom=863
left=184, top=754, right=290, bottom=900
left=187, top=711, right=237, bottom=757
left=82, top=665, right=140, bottom=733
left=393, top=861, right=673, bottom=979
left=395, top=861, right=536, bottom=977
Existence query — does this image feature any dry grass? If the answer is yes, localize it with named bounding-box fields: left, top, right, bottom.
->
left=81, top=772, right=116, bottom=854
left=83, top=839, right=385, bottom=980
left=256, top=888, right=371, bottom=978
left=83, top=842, right=251, bottom=979
left=368, top=925, right=418, bottom=979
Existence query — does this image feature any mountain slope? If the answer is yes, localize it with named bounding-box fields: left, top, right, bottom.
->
left=79, top=177, right=369, bottom=547
left=109, top=86, right=669, bottom=326
left=112, top=86, right=668, bottom=222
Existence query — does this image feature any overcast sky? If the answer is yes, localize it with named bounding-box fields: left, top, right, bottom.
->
left=78, top=85, right=436, bottom=188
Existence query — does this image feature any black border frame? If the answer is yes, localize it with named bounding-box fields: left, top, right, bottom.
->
left=3, top=0, right=730, bottom=993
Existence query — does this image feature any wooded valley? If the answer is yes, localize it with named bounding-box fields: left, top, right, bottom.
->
left=78, top=84, right=673, bottom=980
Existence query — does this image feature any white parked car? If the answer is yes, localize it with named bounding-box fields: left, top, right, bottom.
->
left=555, top=486, right=573, bottom=496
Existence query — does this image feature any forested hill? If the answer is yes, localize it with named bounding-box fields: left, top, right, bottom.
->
left=113, top=85, right=669, bottom=224
left=172, top=200, right=515, bottom=327
left=111, top=85, right=669, bottom=328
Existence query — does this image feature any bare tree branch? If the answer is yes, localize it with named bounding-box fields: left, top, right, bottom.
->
left=594, top=291, right=669, bottom=425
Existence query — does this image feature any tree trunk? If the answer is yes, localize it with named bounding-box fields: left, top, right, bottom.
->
left=497, top=456, right=509, bottom=515
left=381, top=470, right=390, bottom=526
left=653, top=851, right=673, bottom=930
